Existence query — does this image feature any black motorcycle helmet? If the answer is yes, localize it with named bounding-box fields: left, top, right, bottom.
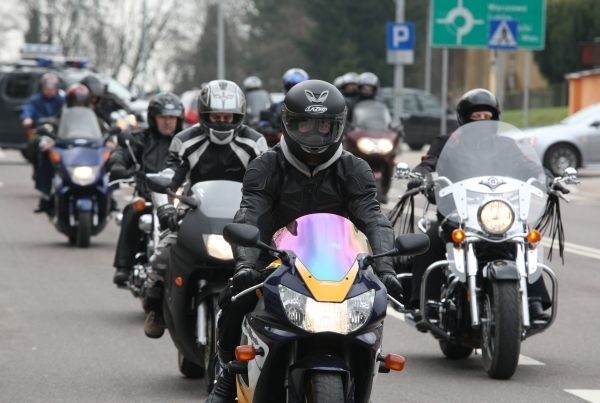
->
left=147, top=91, right=184, bottom=133
left=281, top=79, right=347, bottom=167
left=456, top=88, right=500, bottom=126
left=80, top=74, right=106, bottom=98
left=65, top=83, right=91, bottom=107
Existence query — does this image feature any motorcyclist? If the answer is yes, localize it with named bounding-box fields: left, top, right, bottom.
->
left=206, top=79, right=404, bottom=402
left=22, top=73, right=65, bottom=213
left=143, top=79, right=268, bottom=338
left=263, top=67, right=309, bottom=136
left=108, top=92, right=184, bottom=286
left=33, top=83, right=89, bottom=214
left=339, top=71, right=360, bottom=122
left=406, top=88, right=553, bottom=321
left=357, top=71, right=379, bottom=101
left=242, top=75, right=271, bottom=127
left=80, top=74, right=135, bottom=130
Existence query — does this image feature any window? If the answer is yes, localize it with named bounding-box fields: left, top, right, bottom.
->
left=3, top=74, right=34, bottom=99
left=419, top=93, right=443, bottom=114
left=403, top=94, right=419, bottom=114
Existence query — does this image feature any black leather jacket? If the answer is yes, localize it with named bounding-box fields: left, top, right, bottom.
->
left=233, top=142, right=396, bottom=276
left=165, top=124, right=268, bottom=189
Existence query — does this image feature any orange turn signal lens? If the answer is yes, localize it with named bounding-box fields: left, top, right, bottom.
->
left=48, top=150, right=61, bottom=164
left=451, top=229, right=466, bottom=244
left=174, top=276, right=184, bottom=287
left=102, top=149, right=112, bottom=161
left=235, top=345, right=257, bottom=362
left=131, top=197, right=146, bottom=213
left=384, top=353, right=406, bottom=371
left=527, top=229, right=542, bottom=244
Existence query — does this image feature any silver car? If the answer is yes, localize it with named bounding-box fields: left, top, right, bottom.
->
left=515, top=103, right=600, bottom=175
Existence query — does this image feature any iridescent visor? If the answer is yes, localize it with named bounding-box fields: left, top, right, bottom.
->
left=271, top=213, right=371, bottom=281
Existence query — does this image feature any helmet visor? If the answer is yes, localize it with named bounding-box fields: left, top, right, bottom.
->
left=283, top=113, right=345, bottom=149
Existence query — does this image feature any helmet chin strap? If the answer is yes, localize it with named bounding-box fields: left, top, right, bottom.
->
left=209, top=128, right=235, bottom=144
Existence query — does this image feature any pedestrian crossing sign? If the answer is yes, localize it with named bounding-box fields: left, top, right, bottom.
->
left=488, top=19, right=518, bottom=50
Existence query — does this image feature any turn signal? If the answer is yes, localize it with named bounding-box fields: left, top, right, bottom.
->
left=451, top=229, right=466, bottom=244
left=48, top=150, right=61, bottom=164
left=131, top=197, right=146, bottom=213
left=174, top=276, right=184, bottom=287
left=102, top=149, right=112, bottom=161
left=527, top=229, right=542, bottom=244
left=235, top=345, right=257, bottom=362
left=384, top=353, right=406, bottom=371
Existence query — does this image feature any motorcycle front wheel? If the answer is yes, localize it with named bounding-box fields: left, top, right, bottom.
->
left=76, top=211, right=92, bottom=248
left=481, top=280, right=522, bottom=379
left=305, top=371, right=345, bottom=403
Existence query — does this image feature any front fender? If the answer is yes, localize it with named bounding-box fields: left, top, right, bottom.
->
left=485, top=260, right=520, bottom=281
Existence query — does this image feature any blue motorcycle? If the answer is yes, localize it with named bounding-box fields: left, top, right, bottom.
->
left=47, top=107, right=113, bottom=247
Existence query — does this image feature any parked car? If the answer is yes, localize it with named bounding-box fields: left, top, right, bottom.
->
left=0, top=60, right=142, bottom=151
left=513, top=103, right=600, bottom=175
left=378, top=87, right=458, bottom=151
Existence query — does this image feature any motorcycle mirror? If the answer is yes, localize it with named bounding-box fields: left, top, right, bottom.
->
left=223, top=223, right=261, bottom=247
left=394, top=233, right=430, bottom=256
left=145, top=174, right=172, bottom=193
left=395, top=162, right=411, bottom=179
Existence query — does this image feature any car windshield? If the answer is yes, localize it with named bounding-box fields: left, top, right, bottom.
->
left=351, top=100, right=391, bottom=131
left=561, top=103, right=600, bottom=125
left=271, top=213, right=371, bottom=282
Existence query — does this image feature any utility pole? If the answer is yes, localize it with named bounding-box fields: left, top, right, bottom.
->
left=217, top=1, right=225, bottom=79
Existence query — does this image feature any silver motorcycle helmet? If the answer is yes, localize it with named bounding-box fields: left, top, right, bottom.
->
left=198, top=80, right=246, bottom=144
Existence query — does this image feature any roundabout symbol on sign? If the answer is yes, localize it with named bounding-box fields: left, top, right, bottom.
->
left=435, top=0, right=484, bottom=45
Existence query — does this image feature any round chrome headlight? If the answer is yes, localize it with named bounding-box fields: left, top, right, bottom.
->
left=478, top=199, right=515, bottom=235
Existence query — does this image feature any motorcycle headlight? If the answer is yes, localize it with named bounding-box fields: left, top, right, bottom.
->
left=478, top=199, right=515, bottom=235
left=68, top=166, right=98, bottom=186
left=278, top=285, right=374, bottom=334
left=204, top=234, right=234, bottom=261
left=357, top=138, right=394, bottom=155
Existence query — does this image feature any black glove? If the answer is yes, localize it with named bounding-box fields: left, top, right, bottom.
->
left=553, top=182, right=570, bottom=194
left=156, top=204, right=179, bottom=231
left=406, top=177, right=423, bottom=191
left=379, top=273, right=404, bottom=302
left=231, top=267, right=261, bottom=295
left=110, top=166, right=134, bottom=180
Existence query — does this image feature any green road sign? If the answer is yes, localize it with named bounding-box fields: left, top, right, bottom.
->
left=430, top=0, right=545, bottom=49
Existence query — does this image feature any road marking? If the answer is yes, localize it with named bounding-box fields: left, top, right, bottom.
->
left=564, top=390, right=600, bottom=403
left=386, top=308, right=545, bottom=366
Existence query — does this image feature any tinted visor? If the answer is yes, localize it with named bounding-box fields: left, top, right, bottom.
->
left=283, top=111, right=345, bottom=149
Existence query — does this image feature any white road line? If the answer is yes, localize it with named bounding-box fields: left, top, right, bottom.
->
left=386, top=308, right=545, bottom=366
left=564, top=390, right=600, bottom=403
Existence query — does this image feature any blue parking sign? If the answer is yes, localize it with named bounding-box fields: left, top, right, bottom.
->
left=387, top=22, right=415, bottom=51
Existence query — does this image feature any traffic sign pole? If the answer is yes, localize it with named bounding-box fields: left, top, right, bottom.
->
left=441, top=48, right=448, bottom=136
left=393, top=0, right=405, bottom=128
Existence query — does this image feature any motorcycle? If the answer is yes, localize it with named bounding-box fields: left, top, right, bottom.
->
left=389, top=121, right=578, bottom=379
left=221, top=213, right=429, bottom=403
left=145, top=175, right=241, bottom=387
left=344, top=99, right=402, bottom=204
left=46, top=106, right=113, bottom=247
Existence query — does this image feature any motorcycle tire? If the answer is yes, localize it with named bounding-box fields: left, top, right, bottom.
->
left=76, top=211, right=92, bottom=248
left=178, top=350, right=204, bottom=379
left=439, top=340, right=473, bottom=359
left=481, top=280, right=521, bottom=379
left=306, top=371, right=345, bottom=403
left=202, top=296, right=218, bottom=392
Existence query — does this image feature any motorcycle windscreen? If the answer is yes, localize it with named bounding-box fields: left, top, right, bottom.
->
left=351, top=100, right=392, bottom=131
left=271, top=213, right=371, bottom=281
left=57, top=107, right=103, bottom=140
left=435, top=121, right=548, bottom=225
left=188, top=180, right=242, bottom=219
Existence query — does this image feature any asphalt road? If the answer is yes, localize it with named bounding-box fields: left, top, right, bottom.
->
left=1, top=148, right=599, bottom=403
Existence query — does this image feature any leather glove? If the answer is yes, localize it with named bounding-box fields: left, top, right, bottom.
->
left=110, top=166, right=134, bottom=180
left=553, top=182, right=570, bottom=194
left=406, top=177, right=423, bottom=191
left=231, top=267, right=261, bottom=295
left=156, top=204, right=179, bottom=232
left=379, top=273, right=404, bottom=302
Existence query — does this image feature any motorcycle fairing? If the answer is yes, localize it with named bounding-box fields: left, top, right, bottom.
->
left=272, top=213, right=370, bottom=302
